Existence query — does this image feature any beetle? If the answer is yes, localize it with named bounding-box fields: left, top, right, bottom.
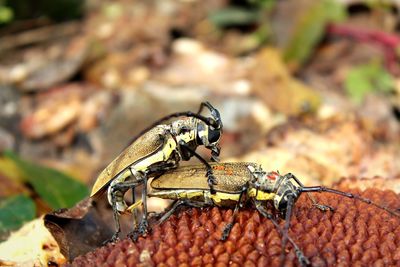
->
left=130, top=162, right=400, bottom=266
left=90, top=102, right=223, bottom=241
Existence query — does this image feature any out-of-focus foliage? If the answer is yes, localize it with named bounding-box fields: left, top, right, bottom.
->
left=208, top=0, right=275, bottom=28
left=345, top=61, right=395, bottom=104
left=3, top=151, right=89, bottom=210
left=208, top=0, right=276, bottom=51
left=0, top=1, right=13, bottom=24
left=1, top=0, right=83, bottom=24
left=250, top=48, right=321, bottom=115
left=283, top=0, right=346, bottom=67
left=0, top=195, right=35, bottom=239
left=208, top=7, right=261, bottom=27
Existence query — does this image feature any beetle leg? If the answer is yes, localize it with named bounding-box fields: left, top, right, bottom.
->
left=129, top=169, right=139, bottom=229
left=128, top=172, right=152, bottom=241
left=147, top=159, right=180, bottom=174
left=129, top=199, right=208, bottom=241
left=156, top=199, right=208, bottom=226
left=127, top=161, right=181, bottom=241
left=108, top=179, right=145, bottom=242
left=139, top=173, right=149, bottom=235
left=284, top=173, right=334, bottom=212
left=220, top=184, right=248, bottom=241
left=155, top=200, right=185, bottom=226
left=179, top=142, right=217, bottom=194
left=308, top=194, right=335, bottom=211
left=280, top=195, right=296, bottom=267
left=254, top=201, right=310, bottom=267
left=105, top=184, right=125, bottom=244
left=210, top=144, right=221, bottom=162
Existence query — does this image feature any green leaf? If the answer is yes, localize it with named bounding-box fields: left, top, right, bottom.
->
left=344, top=61, right=395, bottom=103
left=209, top=7, right=260, bottom=27
left=345, top=68, right=373, bottom=103
left=0, top=5, right=13, bottom=24
left=4, top=151, right=89, bottom=210
left=0, top=195, right=35, bottom=238
left=283, top=0, right=346, bottom=66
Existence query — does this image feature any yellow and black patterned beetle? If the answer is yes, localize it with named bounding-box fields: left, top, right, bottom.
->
left=135, top=162, right=400, bottom=266
left=90, top=102, right=222, bottom=241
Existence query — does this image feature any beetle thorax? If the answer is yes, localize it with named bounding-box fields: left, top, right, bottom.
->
left=251, top=167, right=280, bottom=192
left=171, top=118, right=198, bottom=145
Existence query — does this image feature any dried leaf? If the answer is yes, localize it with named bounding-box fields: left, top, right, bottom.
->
left=44, top=198, right=114, bottom=260
left=0, top=217, right=66, bottom=266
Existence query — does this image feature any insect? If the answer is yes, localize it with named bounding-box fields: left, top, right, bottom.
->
left=131, top=162, right=400, bottom=266
left=90, top=102, right=223, bottom=241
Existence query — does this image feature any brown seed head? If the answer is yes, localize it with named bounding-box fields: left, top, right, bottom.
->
left=71, top=188, right=400, bottom=266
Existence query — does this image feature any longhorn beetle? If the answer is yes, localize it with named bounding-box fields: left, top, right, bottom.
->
left=90, top=102, right=223, bottom=241
left=128, top=162, right=400, bottom=266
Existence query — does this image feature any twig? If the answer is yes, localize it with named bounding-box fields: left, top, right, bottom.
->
left=326, top=23, right=400, bottom=75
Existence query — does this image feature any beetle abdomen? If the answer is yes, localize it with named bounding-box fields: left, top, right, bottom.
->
left=151, top=162, right=256, bottom=193
left=148, top=189, right=240, bottom=207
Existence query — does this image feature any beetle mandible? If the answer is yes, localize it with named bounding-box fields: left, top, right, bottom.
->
left=90, top=102, right=223, bottom=241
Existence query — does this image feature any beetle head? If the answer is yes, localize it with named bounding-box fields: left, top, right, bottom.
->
left=196, top=102, right=223, bottom=161
left=273, top=173, right=302, bottom=217
left=196, top=123, right=222, bottom=161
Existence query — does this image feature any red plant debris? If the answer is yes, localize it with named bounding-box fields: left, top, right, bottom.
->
left=327, top=23, right=400, bottom=75
left=71, top=188, right=400, bottom=266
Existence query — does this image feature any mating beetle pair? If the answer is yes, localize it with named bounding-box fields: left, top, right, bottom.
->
left=91, top=102, right=400, bottom=265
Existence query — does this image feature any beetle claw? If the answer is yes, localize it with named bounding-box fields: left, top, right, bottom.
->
left=103, top=233, right=119, bottom=245
left=138, top=221, right=150, bottom=235
left=128, top=230, right=140, bottom=242
left=211, top=154, right=220, bottom=162
left=313, top=203, right=334, bottom=212
left=296, top=250, right=311, bottom=267
left=220, top=222, right=233, bottom=241
left=128, top=221, right=150, bottom=242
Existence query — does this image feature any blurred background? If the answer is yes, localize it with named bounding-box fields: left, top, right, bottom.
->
left=1, top=0, right=400, bottom=264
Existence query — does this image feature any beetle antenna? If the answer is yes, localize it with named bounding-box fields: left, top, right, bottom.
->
left=300, top=186, right=400, bottom=218
left=197, top=101, right=222, bottom=130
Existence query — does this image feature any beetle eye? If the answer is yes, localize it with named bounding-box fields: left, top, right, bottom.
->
left=278, top=197, right=288, bottom=212
left=208, top=128, right=221, bottom=144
